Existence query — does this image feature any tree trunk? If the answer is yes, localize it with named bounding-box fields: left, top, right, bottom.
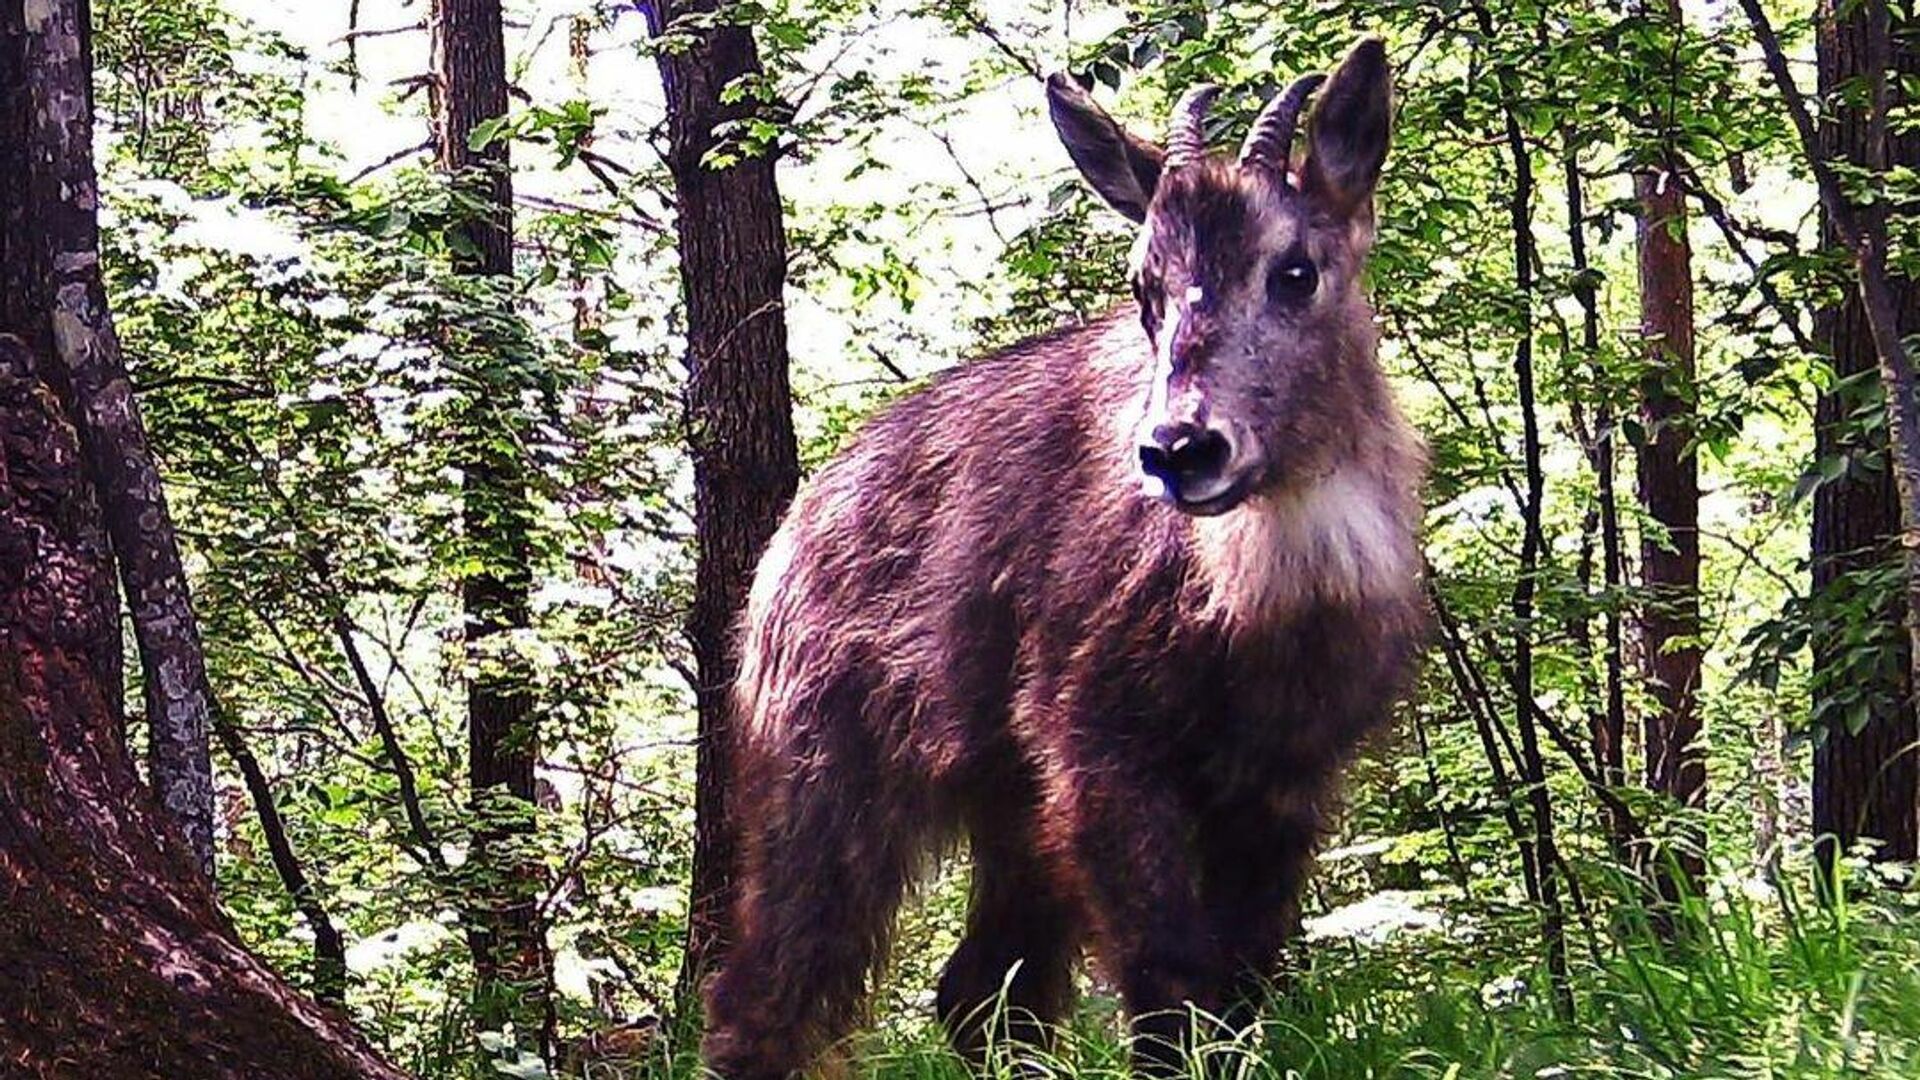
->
left=643, top=0, right=801, bottom=1001
left=1564, top=129, right=1631, bottom=860
left=2, top=0, right=215, bottom=879
left=0, top=7, right=392, bottom=1070
left=1811, top=0, right=1920, bottom=865
left=1739, top=0, right=1920, bottom=880
left=1497, top=63, right=1574, bottom=1023
left=0, top=340, right=406, bottom=1078
left=430, top=0, right=552, bottom=1052
left=1634, top=0, right=1705, bottom=886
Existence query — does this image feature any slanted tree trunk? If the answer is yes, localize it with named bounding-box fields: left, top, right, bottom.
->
left=429, top=0, right=552, bottom=1052
left=0, top=334, right=404, bottom=1079
left=216, top=714, right=349, bottom=1001
left=1634, top=0, right=1705, bottom=886
left=643, top=0, right=801, bottom=1000
left=1, top=0, right=215, bottom=879
left=1811, top=0, right=1920, bottom=865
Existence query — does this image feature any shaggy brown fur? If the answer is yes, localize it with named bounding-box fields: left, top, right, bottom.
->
left=703, top=39, right=1425, bottom=1079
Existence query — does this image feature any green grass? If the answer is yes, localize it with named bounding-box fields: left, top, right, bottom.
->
left=565, top=858, right=1920, bottom=1080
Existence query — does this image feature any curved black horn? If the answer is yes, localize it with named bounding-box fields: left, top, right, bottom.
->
left=1238, top=72, right=1327, bottom=181
left=1164, top=83, right=1221, bottom=169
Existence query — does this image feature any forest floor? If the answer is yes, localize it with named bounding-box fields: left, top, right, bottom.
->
left=622, top=859, right=1920, bottom=1080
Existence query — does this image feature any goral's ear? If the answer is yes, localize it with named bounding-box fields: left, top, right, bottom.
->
left=1046, top=74, right=1166, bottom=223
left=1303, top=37, right=1393, bottom=216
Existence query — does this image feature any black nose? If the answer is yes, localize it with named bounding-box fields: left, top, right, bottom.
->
left=1138, top=423, right=1232, bottom=498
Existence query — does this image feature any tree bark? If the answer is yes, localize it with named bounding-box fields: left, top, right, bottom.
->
left=0, top=332, right=405, bottom=1078
left=3, top=0, right=216, bottom=879
left=1634, top=0, right=1705, bottom=886
left=1811, top=0, right=1920, bottom=865
left=0, top=6, right=392, bottom=1068
left=1740, top=0, right=1920, bottom=879
left=642, top=0, right=801, bottom=1000
left=430, top=0, right=552, bottom=1051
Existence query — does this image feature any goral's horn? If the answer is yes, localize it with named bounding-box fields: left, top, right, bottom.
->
left=1164, top=83, right=1222, bottom=169
left=1238, top=72, right=1327, bottom=183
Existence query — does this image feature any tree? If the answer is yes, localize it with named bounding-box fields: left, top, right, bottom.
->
left=0, top=0, right=215, bottom=879
left=430, top=0, right=553, bottom=1051
left=1481, top=5, right=1573, bottom=1017
left=642, top=0, right=802, bottom=999
left=1740, top=0, right=1920, bottom=872
left=1633, top=0, right=1705, bottom=882
left=1562, top=119, right=1632, bottom=859
left=0, top=2, right=397, bottom=1072
left=0, top=334, right=404, bottom=1080
left=1809, top=0, right=1920, bottom=864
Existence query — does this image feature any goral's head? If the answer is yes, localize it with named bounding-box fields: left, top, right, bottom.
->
left=1048, top=39, right=1393, bottom=515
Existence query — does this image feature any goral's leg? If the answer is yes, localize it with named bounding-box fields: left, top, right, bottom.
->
left=1036, top=746, right=1230, bottom=1077
left=702, top=673, right=921, bottom=1080
left=1197, top=789, right=1323, bottom=1036
left=937, top=805, right=1081, bottom=1065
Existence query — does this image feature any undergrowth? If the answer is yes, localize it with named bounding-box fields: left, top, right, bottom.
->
left=584, top=856, right=1920, bottom=1080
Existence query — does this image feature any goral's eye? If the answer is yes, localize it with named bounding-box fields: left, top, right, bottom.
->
left=1265, top=255, right=1318, bottom=310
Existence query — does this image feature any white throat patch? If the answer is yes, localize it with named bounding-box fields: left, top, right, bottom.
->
left=1191, top=468, right=1413, bottom=631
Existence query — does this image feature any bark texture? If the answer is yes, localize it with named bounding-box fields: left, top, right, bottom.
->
left=1740, top=0, right=1920, bottom=876
left=643, top=0, right=802, bottom=994
left=0, top=5, right=387, bottom=1065
left=430, top=0, right=552, bottom=1048
left=1634, top=0, right=1705, bottom=878
left=1811, top=0, right=1920, bottom=863
left=0, top=335, right=404, bottom=1080
left=4, top=0, right=216, bottom=878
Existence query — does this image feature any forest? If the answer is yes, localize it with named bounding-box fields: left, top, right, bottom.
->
left=6, top=0, right=1920, bottom=1076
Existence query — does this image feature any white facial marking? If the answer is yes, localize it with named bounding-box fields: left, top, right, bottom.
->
left=1139, top=299, right=1181, bottom=446
left=1127, top=228, right=1153, bottom=277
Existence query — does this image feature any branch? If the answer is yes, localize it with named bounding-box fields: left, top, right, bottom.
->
left=1425, top=577, right=1543, bottom=905
left=933, top=128, right=1009, bottom=246
left=1390, top=307, right=1526, bottom=511
left=1736, top=0, right=1920, bottom=422
left=335, top=22, right=426, bottom=45
left=518, top=193, right=670, bottom=238
left=233, top=431, right=446, bottom=874
left=1736, top=0, right=1920, bottom=694
left=212, top=711, right=348, bottom=1001
left=572, top=149, right=677, bottom=233
left=1681, top=167, right=1821, bottom=358
left=950, top=5, right=1043, bottom=82
left=131, top=372, right=273, bottom=398
left=347, top=139, right=432, bottom=185
left=866, top=344, right=911, bottom=382
left=319, top=575, right=446, bottom=874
